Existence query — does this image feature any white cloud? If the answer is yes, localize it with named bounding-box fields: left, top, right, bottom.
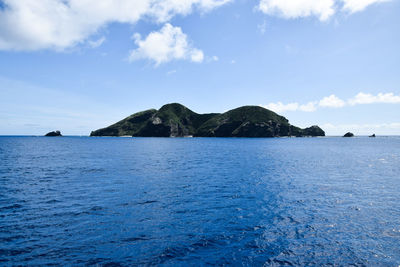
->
left=257, top=0, right=391, bottom=20
left=263, top=102, right=299, bottom=113
left=150, top=0, right=231, bottom=22
left=299, top=101, right=318, bottom=112
left=0, top=0, right=231, bottom=51
left=319, top=94, right=346, bottom=107
left=263, top=101, right=316, bottom=113
left=88, top=36, right=106, bottom=48
left=349, top=92, right=400, bottom=105
left=258, top=0, right=336, bottom=21
left=191, top=49, right=205, bottom=62
left=341, top=0, right=389, bottom=13
left=263, top=92, right=400, bottom=113
left=129, top=23, right=204, bottom=65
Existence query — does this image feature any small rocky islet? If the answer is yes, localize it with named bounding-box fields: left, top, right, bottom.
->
left=90, top=103, right=325, bottom=138
left=45, top=130, right=62, bottom=137
left=343, top=132, right=354, bottom=137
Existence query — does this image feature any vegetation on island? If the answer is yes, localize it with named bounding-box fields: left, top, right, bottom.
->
left=90, top=103, right=325, bottom=137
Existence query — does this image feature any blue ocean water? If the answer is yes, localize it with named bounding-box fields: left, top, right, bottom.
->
left=0, top=136, right=399, bottom=266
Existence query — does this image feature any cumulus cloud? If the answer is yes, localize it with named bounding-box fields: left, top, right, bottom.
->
left=299, top=101, right=318, bottom=112
left=0, top=0, right=230, bottom=51
left=319, top=94, right=346, bottom=108
left=263, top=100, right=323, bottom=113
left=257, top=0, right=391, bottom=20
left=263, top=92, right=400, bottom=113
left=0, top=0, right=388, bottom=53
left=258, top=0, right=336, bottom=21
left=264, top=102, right=299, bottom=113
left=348, top=92, right=400, bottom=105
left=129, top=23, right=204, bottom=65
left=263, top=101, right=317, bottom=112
left=341, top=0, right=389, bottom=13
left=151, top=0, right=231, bottom=21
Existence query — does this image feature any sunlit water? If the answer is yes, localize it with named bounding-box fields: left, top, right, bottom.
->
left=0, top=136, right=399, bottom=266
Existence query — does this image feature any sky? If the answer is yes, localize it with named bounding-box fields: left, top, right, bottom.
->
left=0, top=0, right=399, bottom=136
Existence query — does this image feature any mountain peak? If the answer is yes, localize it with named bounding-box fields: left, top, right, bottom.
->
left=158, top=103, right=195, bottom=115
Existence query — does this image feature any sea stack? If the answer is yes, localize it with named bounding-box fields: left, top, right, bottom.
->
left=343, top=132, right=354, bottom=137
left=45, top=131, right=62, bottom=137
left=369, top=134, right=376, bottom=137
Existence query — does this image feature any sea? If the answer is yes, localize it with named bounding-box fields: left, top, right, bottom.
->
left=0, top=136, right=399, bottom=266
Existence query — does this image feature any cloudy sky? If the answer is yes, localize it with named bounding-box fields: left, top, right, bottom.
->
left=0, top=0, right=399, bottom=135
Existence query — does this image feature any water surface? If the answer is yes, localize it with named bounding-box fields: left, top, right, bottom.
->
left=0, top=136, right=399, bottom=265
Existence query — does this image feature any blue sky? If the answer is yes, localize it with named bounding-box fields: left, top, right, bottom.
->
left=0, top=0, right=399, bottom=135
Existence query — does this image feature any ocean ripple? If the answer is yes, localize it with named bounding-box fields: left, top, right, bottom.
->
left=0, top=136, right=399, bottom=265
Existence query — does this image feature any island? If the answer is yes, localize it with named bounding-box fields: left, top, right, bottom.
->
left=90, top=103, right=325, bottom=138
left=45, top=131, right=62, bottom=137
left=343, top=132, right=354, bottom=137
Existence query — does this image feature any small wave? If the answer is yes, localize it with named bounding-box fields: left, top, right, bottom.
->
left=102, top=262, right=124, bottom=267
left=0, top=248, right=31, bottom=257
left=0, top=235, right=25, bottom=242
left=135, top=200, right=158, bottom=205
left=45, top=199, right=61, bottom=204
left=89, top=205, right=105, bottom=211
left=0, top=204, right=23, bottom=211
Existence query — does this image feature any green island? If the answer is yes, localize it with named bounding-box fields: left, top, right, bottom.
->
left=90, top=103, right=325, bottom=137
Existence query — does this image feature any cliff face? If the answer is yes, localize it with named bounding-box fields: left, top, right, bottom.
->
left=133, top=103, right=217, bottom=137
left=90, top=103, right=325, bottom=137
